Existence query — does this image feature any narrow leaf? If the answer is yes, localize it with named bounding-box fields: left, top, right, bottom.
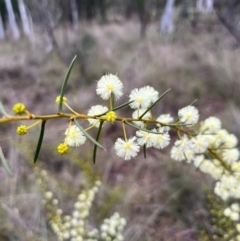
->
left=112, top=100, right=134, bottom=112
left=143, top=144, right=147, bottom=159
left=139, top=89, right=171, bottom=119
left=190, top=99, right=198, bottom=106
left=74, top=119, right=105, bottom=150
left=111, top=93, right=115, bottom=110
left=58, top=55, right=77, bottom=112
left=125, top=121, right=160, bottom=134
left=0, top=147, right=13, bottom=176
left=169, top=123, right=195, bottom=127
left=34, top=121, right=46, bottom=163
left=183, top=152, right=188, bottom=162
left=93, top=121, right=104, bottom=164
left=96, top=100, right=134, bottom=117
left=0, top=102, right=9, bottom=116
left=195, top=152, right=214, bottom=171
left=195, top=158, right=205, bottom=171
left=205, top=152, right=214, bottom=160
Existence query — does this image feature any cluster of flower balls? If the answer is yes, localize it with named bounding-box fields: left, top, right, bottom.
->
left=59, top=73, right=240, bottom=225
left=94, top=75, right=240, bottom=222
left=99, top=212, right=126, bottom=241
left=42, top=181, right=126, bottom=241
left=224, top=203, right=240, bottom=221
left=61, top=74, right=203, bottom=161
left=11, top=72, right=240, bottom=238
left=42, top=181, right=123, bottom=241
left=82, top=212, right=126, bottom=241
left=223, top=204, right=240, bottom=241
left=168, top=112, right=240, bottom=225
left=38, top=168, right=126, bottom=241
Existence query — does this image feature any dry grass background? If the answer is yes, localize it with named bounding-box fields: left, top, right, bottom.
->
left=0, top=14, right=240, bottom=240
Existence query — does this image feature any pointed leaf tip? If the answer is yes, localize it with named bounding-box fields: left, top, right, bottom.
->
left=0, top=147, right=13, bottom=176
left=34, top=121, right=46, bottom=163
left=58, top=55, right=77, bottom=112
left=93, top=121, right=104, bottom=164
left=73, top=119, right=105, bottom=151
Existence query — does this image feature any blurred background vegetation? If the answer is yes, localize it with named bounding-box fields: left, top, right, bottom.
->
left=0, top=0, right=240, bottom=240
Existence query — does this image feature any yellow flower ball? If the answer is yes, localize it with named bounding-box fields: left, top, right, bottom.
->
left=55, top=96, right=67, bottom=104
left=105, top=111, right=117, bottom=122
left=16, top=125, right=27, bottom=135
left=57, top=143, right=68, bottom=154
left=13, top=103, right=26, bottom=115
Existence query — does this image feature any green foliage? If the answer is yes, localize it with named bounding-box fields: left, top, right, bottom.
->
left=34, top=121, right=46, bottom=163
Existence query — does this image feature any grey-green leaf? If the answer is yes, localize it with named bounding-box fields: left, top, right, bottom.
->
left=110, top=93, right=115, bottom=110
left=93, top=121, right=104, bottom=164
left=190, top=99, right=198, bottom=106
left=95, top=100, right=134, bottom=117
left=125, top=121, right=160, bottom=134
left=139, top=88, right=171, bottom=119
left=58, top=55, right=77, bottom=112
left=112, top=100, right=134, bottom=112
left=0, top=147, right=13, bottom=176
left=0, top=102, right=9, bottom=116
left=74, top=119, right=105, bottom=150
